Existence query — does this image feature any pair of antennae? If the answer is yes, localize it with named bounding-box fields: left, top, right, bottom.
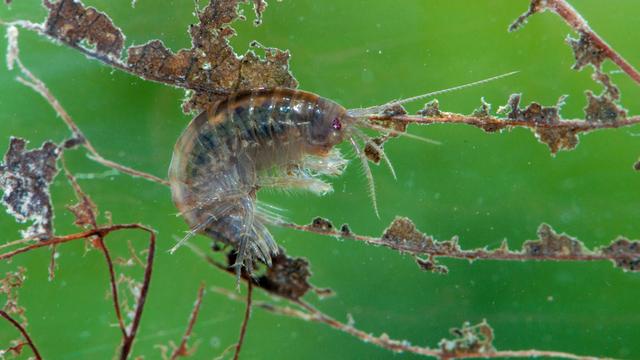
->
left=347, top=71, right=518, bottom=218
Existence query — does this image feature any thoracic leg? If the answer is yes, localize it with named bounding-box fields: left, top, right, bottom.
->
left=301, top=148, right=348, bottom=176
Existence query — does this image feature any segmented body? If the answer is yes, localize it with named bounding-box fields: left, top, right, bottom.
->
left=169, top=88, right=348, bottom=270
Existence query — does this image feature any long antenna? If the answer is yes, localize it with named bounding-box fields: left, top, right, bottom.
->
left=349, top=71, right=518, bottom=116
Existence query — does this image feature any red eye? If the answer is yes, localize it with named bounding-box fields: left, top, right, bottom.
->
left=331, top=117, right=342, bottom=130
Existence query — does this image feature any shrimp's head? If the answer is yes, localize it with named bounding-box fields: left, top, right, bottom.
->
left=305, top=104, right=351, bottom=156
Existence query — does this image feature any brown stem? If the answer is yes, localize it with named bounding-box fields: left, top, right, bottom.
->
left=546, top=0, right=640, bottom=85
left=279, top=222, right=629, bottom=265
left=170, top=283, right=206, bottom=360
left=512, top=0, right=640, bottom=85
left=233, top=281, right=253, bottom=360
left=212, top=288, right=604, bottom=360
left=99, top=238, right=128, bottom=338
left=119, top=226, right=156, bottom=360
left=0, top=224, right=155, bottom=360
left=370, top=113, right=640, bottom=133
left=13, top=58, right=169, bottom=186
left=0, top=310, right=43, bottom=360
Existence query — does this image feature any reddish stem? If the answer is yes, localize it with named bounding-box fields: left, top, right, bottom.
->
left=170, top=283, right=206, bottom=360
left=0, top=310, right=42, bottom=360
left=233, top=281, right=253, bottom=360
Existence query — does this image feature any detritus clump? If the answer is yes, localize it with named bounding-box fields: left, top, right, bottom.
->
left=584, top=90, right=627, bottom=123
left=470, top=97, right=491, bottom=118
left=415, top=256, right=448, bottom=275
left=44, top=0, right=125, bottom=57
left=439, top=320, right=495, bottom=357
left=498, top=93, right=564, bottom=124
left=567, top=32, right=607, bottom=71
left=523, top=224, right=584, bottom=257
left=310, top=217, right=334, bottom=232
left=255, top=251, right=312, bottom=300
left=0, top=137, right=60, bottom=239
left=382, top=217, right=435, bottom=250
left=417, top=99, right=441, bottom=117
left=601, top=238, right=640, bottom=272
left=126, top=0, right=297, bottom=113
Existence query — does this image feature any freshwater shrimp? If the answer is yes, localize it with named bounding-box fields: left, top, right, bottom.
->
left=168, top=72, right=516, bottom=277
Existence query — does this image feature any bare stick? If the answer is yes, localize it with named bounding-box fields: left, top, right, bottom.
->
left=170, top=282, right=206, bottom=360
left=233, top=281, right=253, bottom=360
left=511, top=0, right=640, bottom=85
left=0, top=310, right=43, bottom=360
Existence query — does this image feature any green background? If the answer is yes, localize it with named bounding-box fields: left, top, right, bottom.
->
left=1, top=1, right=639, bottom=359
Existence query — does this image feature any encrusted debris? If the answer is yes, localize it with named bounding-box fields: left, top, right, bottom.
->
left=439, top=320, right=495, bottom=357
left=125, top=0, right=297, bottom=113
left=44, top=0, right=125, bottom=58
left=340, top=223, right=352, bottom=237
left=567, top=32, right=607, bottom=71
left=522, top=223, right=583, bottom=257
left=498, top=93, right=564, bottom=124
left=1, top=267, right=26, bottom=323
left=497, top=94, right=581, bottom=153
left=65, top=170, right=98, bottom=229
left=0, top=137, right=61, bottom=239
left=382, top=217, right=434, bottom=248
left=381, top=104, right=407, bottom=117
left=584, top=90, right=627, bottom=123
left=415, top=256, right=448, bottom=275
left=256, top=251, right=312, bottom=300
left=601, top=238, right=640, bottom=272
left=470, top=97, right=491, bottom=118
left=310, top=217, right=333, bottom=232
left=508, top=0, right=545, bottom=32
left=417, top=99, right=441, bottom=117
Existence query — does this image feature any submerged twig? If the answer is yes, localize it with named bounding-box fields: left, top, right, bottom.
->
left=169, top=283, right=206, bottom=360
left=10, top=51, right=168, bottom=186
left=0, top=223, right=156, bottom=360
left=281, top=218, right=640, bottom=273
left=0, top=310, right=42, bottom=360
left=233, top=281, right=253, bottom=360
left=212, top=287, right=604, bottom=360
left=510, top=0, right=640, bottom=85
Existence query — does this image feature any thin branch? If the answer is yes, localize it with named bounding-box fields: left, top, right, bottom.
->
left=170, top=282, right=206, bottom=360
left=370, top=113, right=640, bottom=132
left=0, top=310, right=42, bottom=360
left=233, top=281, right=253, bottom=360
left=279, top=220, right=638, bottom=270
left=212, top=287, right=604, bottom=360
left=100, top=239, right=128, bottom=338
left=0, top=223, right=156, bottom=360
left=12, top=57, right=169, bottom=186
left=119, top=226, right=156, bottom=360
left=511, top=0, right=640, bottom=85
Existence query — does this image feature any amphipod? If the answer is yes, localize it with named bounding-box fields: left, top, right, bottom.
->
left=168, top=73, right=516, bottom=276
left=169, top=89, right=352, bottom=276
